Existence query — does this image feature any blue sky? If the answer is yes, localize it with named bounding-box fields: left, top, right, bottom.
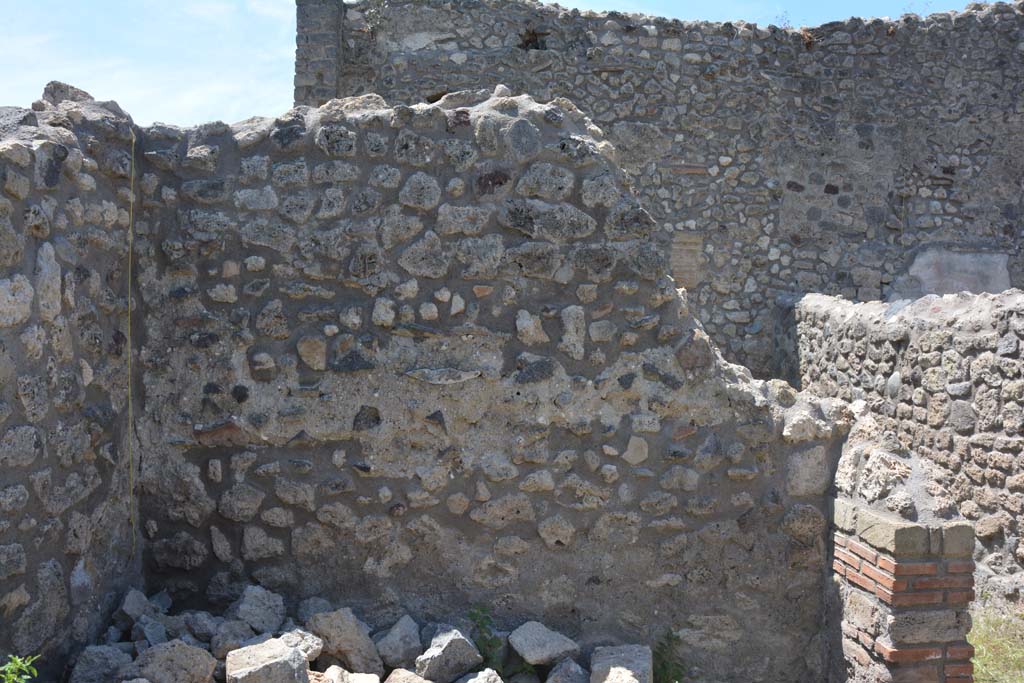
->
left=0, top=0, right=973, bottom=126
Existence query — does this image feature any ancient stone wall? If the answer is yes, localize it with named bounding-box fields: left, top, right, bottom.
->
left=130, top=87, right=848, bottom=682
left=295, top=0, right=343, bottom=108
left=0, top=87, right=140, bottom=668
left=4, top=0, right=1012, bottom=666
left=294, top=0, right=1024, bottom=375
left=788, top=291, right=1024, bottom=600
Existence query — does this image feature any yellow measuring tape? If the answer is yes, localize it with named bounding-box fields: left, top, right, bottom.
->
left=127, top=127, right=137, bottom=558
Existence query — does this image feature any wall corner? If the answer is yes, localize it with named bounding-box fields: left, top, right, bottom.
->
left=830, top=500, right=976, bottom=682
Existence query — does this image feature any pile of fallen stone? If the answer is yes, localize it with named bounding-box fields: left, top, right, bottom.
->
left=68, top=586, right=652, bottom=683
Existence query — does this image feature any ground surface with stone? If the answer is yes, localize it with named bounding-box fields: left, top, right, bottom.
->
left=69, top=586, right=652, bottom=683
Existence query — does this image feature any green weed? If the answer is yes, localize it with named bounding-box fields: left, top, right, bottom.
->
left=653, top=631, right=686, bottom=683
left=466, top=605, right=536, bottom=679
left=468, top=605, right=504, bottom=672
left=0, top=655, right=39, bottom=683
left=971, top=605, right=1024, bottom=683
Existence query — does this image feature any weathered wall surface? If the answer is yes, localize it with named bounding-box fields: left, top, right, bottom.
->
left=0, top=86, right=140, bottom=668
left=131, top=87, right=849, bottom=681
left=787, top=291, right=1024, bottom=600
left=294, top=0, right=1024, bottom=375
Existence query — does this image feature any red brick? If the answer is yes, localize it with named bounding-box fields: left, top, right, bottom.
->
left=877, top=555, right=897, bottom=573
left=891, top=561, right=939, bottom=577
left=912, top=575, right=973, bottom=590
left=848, top=539, right=879, bottom=564
left=946, top=644, right=975, bottom=661
left=833, top=560, right=847, bottom=577
left=946, top=590, right=975, bottom=605
left=876, top=585, right=895, bottom=604
left=945, top=663, right=974, bottom=676
left=847, top=570, right=877, bottom=593
left=834, top=533, right=849, bottom=548
left=863, top=563, right=909, bottom=591
left=835, top=548, right=861, bottom=571
left=889, top=591, right=944, bottom=607
left=874, top=642, right=942, bottom=664
left=858, top=630, right=875, bottom=648
left=946, top=560, right=975, bottom=574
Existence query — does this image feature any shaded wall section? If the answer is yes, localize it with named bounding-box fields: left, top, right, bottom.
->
left=0, top=86, right=140, bottom=670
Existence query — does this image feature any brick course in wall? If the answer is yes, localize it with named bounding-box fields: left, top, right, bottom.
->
left=832, top=500, right=976, bottom=683
left=833, top=535, right=975, bottom=609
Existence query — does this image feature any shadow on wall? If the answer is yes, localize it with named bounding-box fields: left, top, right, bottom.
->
left=772, top=293, right=803, bottom=387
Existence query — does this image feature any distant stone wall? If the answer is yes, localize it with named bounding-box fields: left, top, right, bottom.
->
left=294, top=0, right=342, bottom=108
left=131, top=87, right=848, bottom=681
left=788, top=291, right=1024, bottom=600
left=295, top=0, right=1024, bottom=375
left=0, top=87, right=139, bottom=668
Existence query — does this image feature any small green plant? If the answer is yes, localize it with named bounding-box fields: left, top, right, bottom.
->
left=501, top=656, right=536, bottom=679
left=466, top=605, right=535, bottom=679
left=653, top=632, right=686, bottom=683
left=1, top=654, right=40, bottom=683
left=468, top=605, right=504, bottom=672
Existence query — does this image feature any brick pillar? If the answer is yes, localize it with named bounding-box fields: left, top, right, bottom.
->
left=832, top=500, right=976, bottom=682
left=294, top=0, right=342, bottom=107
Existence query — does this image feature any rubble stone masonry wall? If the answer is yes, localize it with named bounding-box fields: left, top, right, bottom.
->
left=4, top=80, right=888, bottom=681
left=130, top=87, right=849, bottom=682
left=294, top=0, right=1024, bottom=375
left=789, top=291, right=1024, bottom=600
left=4, top=0, right=1018, bottom=676
left=0, top=89, right=140, bottom=665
